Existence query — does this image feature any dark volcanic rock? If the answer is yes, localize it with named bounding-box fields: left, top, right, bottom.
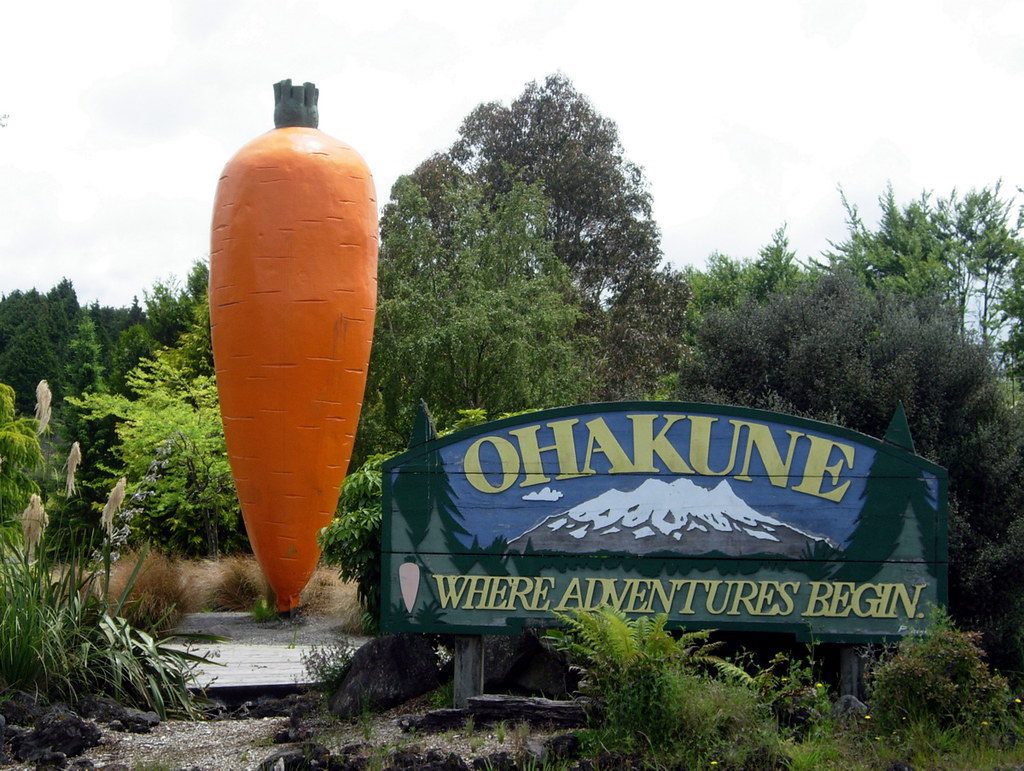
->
left=257, top=741, right=331, bottom=770
left=385, top=748, right=469, bottom=770
left=0, top=690, right=44, bottom=726
left=544, top=732, right=582, bottom=761
left=509, top=642, right=576, bottom=697
left=14, top=705, right=101, bottom=763
left=831, top=694, right=869, bottom=721
left=397, top=709, right=468, bottom=733
left=77, top=695, right=159, bottom=733
left=330, top=634, right=447, bottom=718
left=0, top=714, right=8, bottom=764
left=483, top=633, right=542, bottom=691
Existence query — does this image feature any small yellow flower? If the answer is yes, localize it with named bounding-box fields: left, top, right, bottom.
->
left=815, top=682, right=823, bottom=689
left=864, top=714, right=872, bottom=720
left=982, top=720, right=990, bottom=726
left=875, top=735, right=882, bottom=741
left=1016, top=698, right=1022, bottom=704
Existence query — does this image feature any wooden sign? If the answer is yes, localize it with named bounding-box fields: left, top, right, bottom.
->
left=380, top=402, right=947, bottom=642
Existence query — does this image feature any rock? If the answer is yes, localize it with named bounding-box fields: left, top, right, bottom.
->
left=471, top=752, right=516, bottom=771
left=77, top=695, right=159, bottom=734
left=0, top=691, right=44, bottom=726
left=466, top=694, right=588, bottom=729
left=483, top=633, right=542, bottom=691
left=202, top=698, right=229, bottom=720
left=68, top=760, right=97, bottom=769
left=330, top=635, right=447, bottom=718
left=328, top=743, right=370, bottom=771
left=385, top=748, right=469, bottom=770
left=396, top=709, right=469, bottom=733
left=544, top=732, right=581, bottom=761
left=14, top=705, right=101, bottom=763
left=235, top=693, right=315, bottom=720
left=0, top=714, right=8, bottom=764
left=24, top=747, right=68, bottom=768
left=832, top=694, right=869, bottom=721
left=273, top=714, right=313, bottom=744
left=508, top=643, right=576, bottom=698
left=257, top=742, right=331, bottom=770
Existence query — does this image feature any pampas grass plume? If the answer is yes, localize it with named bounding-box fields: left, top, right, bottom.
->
left=35, top=380, right=52, bottom=435
left=65, top=441, right=82, bottom=497
left=102, top=477, right=127, bottom=538
left=21, top=493, right=48, bottom=558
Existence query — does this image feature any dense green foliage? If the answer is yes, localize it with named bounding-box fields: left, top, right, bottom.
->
left=867, top=612, right=1011, bottom=735
left=404, top=74, right=689, bottom=403
left=68, top=353, right=243, bottom=557
left=318, top=454, right=390, bottom=631
left=679, top=267, right=1024, bottom=668
left=550, top=607, right=781, bottom=767
left=361, top=176, right=593, bottom=452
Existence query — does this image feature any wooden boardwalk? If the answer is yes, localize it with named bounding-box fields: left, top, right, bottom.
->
left=171, top=612, right=370, bottom=693
left=183, top=643, right=317, bottom=690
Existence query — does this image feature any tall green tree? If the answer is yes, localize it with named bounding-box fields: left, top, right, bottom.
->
left=412, top=74, right=688, bottom=399
left=825, top=184, right=1024, bottom=345
left=360, top=174, right=594, bottom=455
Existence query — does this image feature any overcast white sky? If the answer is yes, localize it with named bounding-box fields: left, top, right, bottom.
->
left=2, top=0, right=1022, bottom=308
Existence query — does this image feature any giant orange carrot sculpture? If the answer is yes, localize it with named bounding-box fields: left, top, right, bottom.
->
left=210, top=80, right=378, bottom=612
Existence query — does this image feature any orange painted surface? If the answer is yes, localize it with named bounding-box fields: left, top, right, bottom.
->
left=210, top=127, right=378, bottom=612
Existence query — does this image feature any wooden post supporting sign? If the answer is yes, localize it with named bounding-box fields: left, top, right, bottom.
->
left=453, top=635, right=484, bottom=708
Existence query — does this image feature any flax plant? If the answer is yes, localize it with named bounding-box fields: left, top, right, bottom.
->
left=0, top=524, right=217, bottom=717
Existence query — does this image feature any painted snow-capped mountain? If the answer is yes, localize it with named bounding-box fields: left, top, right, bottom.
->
left=509, top=477, right=835, bottom=558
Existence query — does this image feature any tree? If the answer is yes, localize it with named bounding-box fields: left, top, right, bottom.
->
left=825, top=184, right=1024, bottom=344
left=451, top=74, right=663, bottom=303
left=360, top=174, right=594, bottom=456
left=68, top=352, right=244, bottom=557
left=0, top=382, right=43, bottom=537
left=412, top=74, right=688, bottom=399
left=0, top=290, right=64, bottom=414
left=678, top=271, right=1024, bottom=668
left=63, top=316, right=104, bottom=396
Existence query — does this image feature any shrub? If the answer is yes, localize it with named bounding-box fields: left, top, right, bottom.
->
left=301, top=642, right=357, bottom=694
left=549, top=607, right=768, bottom=762
left=318, top=454, right=391, bottom=631
left=866, top=611, right=1010, bottom=734
left=751, top=650, right=831, bottom=736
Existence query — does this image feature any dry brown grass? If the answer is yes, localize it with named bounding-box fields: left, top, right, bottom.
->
left=101, top=552, right=364, bottom=633
left=200, top=554, right=272, bottom=611
left=107, top=549, right=200, bottom=634
left=299, top=566, right=362, bottom=633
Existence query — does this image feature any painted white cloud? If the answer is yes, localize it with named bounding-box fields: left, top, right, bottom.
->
left=523, top=487, right=564, bottom=502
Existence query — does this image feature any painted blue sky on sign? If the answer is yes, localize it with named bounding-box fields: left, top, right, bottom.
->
left=416, top=409, right=895, bottom=552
